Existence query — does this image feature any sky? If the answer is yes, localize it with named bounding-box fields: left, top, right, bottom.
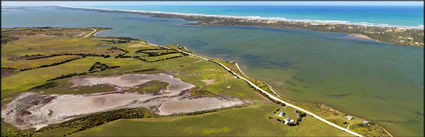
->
left=2, top=1, right=424, bottom=7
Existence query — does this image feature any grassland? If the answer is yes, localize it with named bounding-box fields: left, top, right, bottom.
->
left=2, top=55, right=80, bottom=70
left=1, top=27, right=265, bottom=136
left=213, top=58, right=391, bottom=136
left=1, top=27, right=389, bottom=136
left=294, top=101, right=390, bottom=136
left=72, top=103, right=352, bottom=136
left=2, top=108, right=154, bottom=137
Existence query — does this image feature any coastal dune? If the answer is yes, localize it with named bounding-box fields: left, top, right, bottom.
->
left=62, top=5, right=424, bottom=47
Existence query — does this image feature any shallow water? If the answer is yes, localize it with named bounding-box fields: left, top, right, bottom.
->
left=81, top=4, right=424, bottom=28
left=2, top=7, right=423, bottom=136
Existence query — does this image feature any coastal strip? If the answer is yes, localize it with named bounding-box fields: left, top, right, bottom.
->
left=235, top=59, right=393, bottom=137
left=83, top=28, right=97, bottom=39
left=173, top=47, right=364, bottom=137
left=348, top=34, right=376, bottom=41
left=234, top=62, right=281, bottom=96
left=61, top=6, right=424, bottom=47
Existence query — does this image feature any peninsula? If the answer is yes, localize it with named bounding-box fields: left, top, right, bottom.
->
left=63, top=6, right=424, bottom=47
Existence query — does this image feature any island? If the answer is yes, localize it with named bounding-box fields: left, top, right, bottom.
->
left=2, top=27, right=392, bottom=136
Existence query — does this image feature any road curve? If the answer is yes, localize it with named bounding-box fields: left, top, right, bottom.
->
left=83, top=28, right=97, bottom=39
left=178, top=49, right=363, bottom=137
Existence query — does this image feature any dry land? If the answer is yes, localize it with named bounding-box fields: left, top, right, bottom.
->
left=1, top=27, right=391, bottom=136
left=65, top=6, right=424, bottom=47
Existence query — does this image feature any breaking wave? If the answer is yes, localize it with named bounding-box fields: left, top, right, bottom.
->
left=60, top=5, right=424, bottom=29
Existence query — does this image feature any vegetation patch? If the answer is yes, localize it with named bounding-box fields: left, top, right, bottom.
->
left=1, top=67, right=16, bottom=77
left=350, top=122, right=389, bottom=137
left=46, top=62, right=120, bottom=82
left=19, top=57, right=81, bottom=71
left=2, top=27, right=389, bottom=137
left=191, top=88, right=216, bottom=97
left=1, top=35, right=19, bottom=45
left=124, top=80, right=169, bottom=94
left=36, top=79, right=117, bottom=95
left=295, top=110, right=307, bottom=125
left=88, top=62, right=120, bottom=72
left=71, top=103, right=352, bottom=136
left=30, top=81, right=58, bottom=90
left=3, top=55, right=80, bottom=70
left=1, top=108, right=154, bottom=137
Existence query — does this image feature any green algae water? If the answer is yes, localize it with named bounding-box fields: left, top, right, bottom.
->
left=2, top=7, right=423, bottom=136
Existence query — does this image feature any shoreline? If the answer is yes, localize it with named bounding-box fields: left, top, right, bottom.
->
left=81, top=23, right=396, bottom=136
left=1, top=27, right=395, bottom=136
left=58, top=6, right=423, bottom=29
left=59, top=5, right=424, bottom=47
left=229, top=55, right=393, bottom=137
left=100, top=27, right=394, bottom=136
left=348, top=33, right=376, bottom=41
left=154, top=33, right=393, bottom=136
left=168, top=40, right=390, bottom=137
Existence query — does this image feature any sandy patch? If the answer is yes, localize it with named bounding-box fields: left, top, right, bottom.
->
left=202, top=79, right=216, bottom=85
left=158, top=96, right=250, bottom=115
left=70, top=73, right=194, bottom=93
left=77, top=32, right=86, bottom=37
left=129, top=44, right=147, bottom=48
left=348, top=34, right=376, bottom=41
left=194, top=60, right=204, bottom=63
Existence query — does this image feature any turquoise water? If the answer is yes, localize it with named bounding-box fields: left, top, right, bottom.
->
left=78, top=4, right=424, bottom=28
left=1, top=7, right=424, bottom=136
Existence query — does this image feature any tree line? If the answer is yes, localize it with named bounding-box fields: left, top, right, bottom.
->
left=108, top=46, right=129, bottom=57
left=295, top=110, right=307, bottom=125
left=88, top=62, right=120, bottom=72
left=47, top=62, right=119, bottom=81
left=20, top=57, right=81, bottom=71
left=24, top=53, right=111, bottom=60
left=134, top=47, right=168, bottom=53
left=133, top=55, right=185, bottom=63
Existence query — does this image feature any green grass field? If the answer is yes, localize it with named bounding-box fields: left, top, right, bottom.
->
left=1, top=27, right=389, bottom=137
left=72, top=103, right=352, bottom=136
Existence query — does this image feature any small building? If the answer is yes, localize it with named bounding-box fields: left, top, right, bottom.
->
left=283, top=118, right=291, bottom=125
left=289, top=119, right=295, bottom=123
left=276, top=111, right=285, bottom=117
left=345, top=115, right=353, bottom=120
left=362, top=121, right=369, bottom=125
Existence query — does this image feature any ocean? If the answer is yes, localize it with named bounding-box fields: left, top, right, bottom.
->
left=77, top=4, right=424, bottom=28
left=1, top=4, right=424, bottom=136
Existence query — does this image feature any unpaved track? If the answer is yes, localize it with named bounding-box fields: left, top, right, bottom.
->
left=83, top=28, right=97, bottom=39
left=176, top=48, right=363, bottom=137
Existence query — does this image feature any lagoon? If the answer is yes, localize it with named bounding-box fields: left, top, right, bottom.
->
left=2, top=7, right=423, bottom=136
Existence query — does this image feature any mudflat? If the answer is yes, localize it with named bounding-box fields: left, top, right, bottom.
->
left=2, top=73, right=252, bottom=130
